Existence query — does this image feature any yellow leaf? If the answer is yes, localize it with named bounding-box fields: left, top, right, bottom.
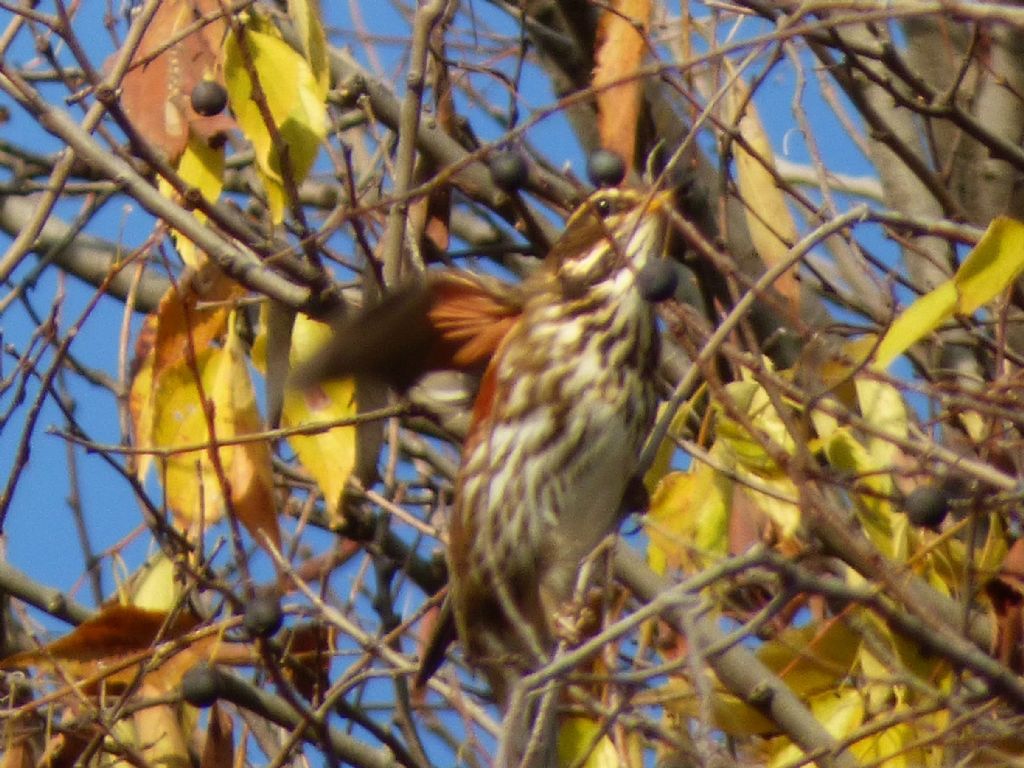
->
left=159, top=134, right=226, bottom=268
left=152, top=347, right=228, bottom=527
left=221, top=323, right=280, bottom=550
left=647, top=462, right=731, bottom=573
left=850, top=718, right=923, bottom=768
left=954, top=215, right=1024, bottom=313
left=874, top=281, right=957, bottom=368
left=856, top=379, right=908, bottom=455
left=288, top=0, right=329, bottom=96
left=976, top=512, right=1009, bottom=583
left=285, top=379, right=357, bottom=524
left=178, top=134, right=225, bottom=205
left=726, top=78, right=799, bottom=305
left=758, top=621, right=861, bottom=697
left=668, top=622, right=861, bottom=739
left=254, top=313, right=358, bottom=524
left=151, top=323, right=279, bottom=549
left=714, top=380, right=801, bottom=536
left=131, top=554, right=180, bottom=613
left=875, top=216, right=1024, bottom=368
left=223, top=22, right=327, bottom=222
left=769, top=688, right=864, bottom=768
left=704, top=688, right=778, bottom=737
left=824, top=427, right=903, bottom=560
left=716, top=379, right=796, bottom=474
left=558, top=716, right=621, bottom=768
left=857, top=640, right=900, bottom=712
left=130, top=264, right=245, bottom=487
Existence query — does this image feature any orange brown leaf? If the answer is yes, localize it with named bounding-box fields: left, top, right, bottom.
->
left=153, top=263, right=247, bottom=383
left=200, top=703, right=234, bottom=768
left=1, top=605, right=197, bottom=670
left=119, top=0, right=234, bottom=160
left=593, top=0, right=653, bottom=172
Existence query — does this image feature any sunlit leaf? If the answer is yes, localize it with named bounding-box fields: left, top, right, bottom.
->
left=128, top=264, right=245, bottom=486
left=977, top=513, right=1010, bottom=583
left=716, top=379, right=797, bottom=473
left=558, top=716, right=620, bottom=768
left=151, top=348, right=226, bottom=527
left=254, top=312, right=358, bottom=524
left=152, top=263, right=246, bottom=385
left=758, top=621, right=861, bottom=697
left=647, top=462, right=731, bottom=573
left=856, top=379, right=907, bottom=445
left=875, top=282, right=957, bottom=369
left=288, top=0, right=329, bottom=96
left=130, top=553, right=181, bottom=613
left=818, top=379, right=908, bottom=559
left=714, top=379, right=801, bottom=536
left=875, top=217, right=1024, bottom=368
left=223, top=19, right=327, bottom=222
left=954, top=216, right=1024, bottom=313
left=130, top=315, right=159, bottom=481
left=824, top=426, right=903, bottom=560
left=165, top=134, right=226, bottom=268
left=668, top=621, right=861, bottom=739
left=221, top=322, right=280, bottom=550
left=769, top=688, right=865, bottom=767
left=850, top=718, right=925, bottom=768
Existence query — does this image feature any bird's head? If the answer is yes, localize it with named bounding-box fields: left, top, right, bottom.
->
left=547, top=187, right=675, bottom=298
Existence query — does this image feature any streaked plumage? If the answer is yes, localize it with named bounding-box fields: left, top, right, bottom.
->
left=296, top=186, right=673, bottom=767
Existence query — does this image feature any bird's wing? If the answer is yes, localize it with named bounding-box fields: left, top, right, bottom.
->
left=292, top=270, right=523, bottom=391
left=425, top=270, right=523, bottom=371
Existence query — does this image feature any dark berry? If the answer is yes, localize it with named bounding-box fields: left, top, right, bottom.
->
left=488, top=151, right=529, bottom=191
left=904, top=484, right=949, bottom=529
left=191, top=80, right=228, bottom=117
left=636, top=259, right=678, bottom=303
left=587, top=148, right=626, bottom=187
left=181, top=663, right=222, bottom=707
left=243, top=594, right=284, bottom=639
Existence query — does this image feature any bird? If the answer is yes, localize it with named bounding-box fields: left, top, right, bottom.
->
left=295, top=184, right=675, bottom=767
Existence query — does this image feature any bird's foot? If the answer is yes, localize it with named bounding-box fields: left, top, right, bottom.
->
left=553, top=588, right=603, bottom=645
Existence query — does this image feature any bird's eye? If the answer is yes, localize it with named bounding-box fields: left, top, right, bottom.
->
left=594, top=198, right=613, bottom=218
